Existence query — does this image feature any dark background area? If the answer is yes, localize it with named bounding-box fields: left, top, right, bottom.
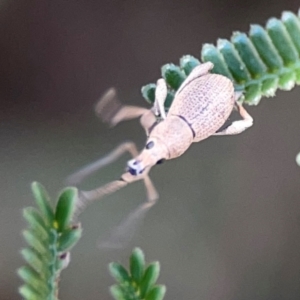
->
left=1, top=0, right=300, bottom=299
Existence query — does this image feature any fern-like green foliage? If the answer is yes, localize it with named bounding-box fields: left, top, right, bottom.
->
left=109, top=248, right=166, bottom=300
left=18, top=182, right=82, bottom=300
left=142, top=10, right=300, bottom=106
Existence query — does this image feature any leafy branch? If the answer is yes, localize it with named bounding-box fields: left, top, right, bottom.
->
left=142, top=10, right=300, bottom=106
left=18, top=184, right=165, bottom=300
left=109, top=248, right=166, bottom=300
left=18, top=182, right=82, bottom=300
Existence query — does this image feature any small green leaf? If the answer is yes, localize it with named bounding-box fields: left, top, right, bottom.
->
left=201, top=43, right=233, bottom=79
left=55, top=187, right=78, bottom=232
left=180, top=55, right=200, bottom=75
left=244, top=82, right=262, bottom=105
left=23, top=207, right=47, bottom=229
left=19, top=284, right=43, bottom=300
left=261, top=75, right=278, bottom=97
left=23, top=208, right=49, bottom=242
left=217, top=39, right=250, bottom=83
left=282, top=11, right=300, bottom=55
left=140, top=262, right=160, bottom=298
left=22, top=230, right=49, bottom=257
left=130, top=247, right=145, bottom=283
left=267, top=18, right=299, bottom=67
left=164, top=90, right=175, bottom=109
left=279, top=68, right=296, bottom=90
left=18, top=266, right=49, bottom=296
left=110, top=284, right=126, bottom=300
left=161, top=64, right=186, bottom=90
left=294, top=64, right=300, bottom=83
left=141, top=83, right=156, bottom=105
left=57, top=224, right=82, bottom=252
left=145, top=285, right=166, bottom=300
left=231, top=31, right=267, bottom=78
left=109, top=262, right=131, bottom=283
left=250, top=24, right=283, bottom=72
left=31, top=182, right=54, bottom=224
left=21, top=248, right=44, bottom=274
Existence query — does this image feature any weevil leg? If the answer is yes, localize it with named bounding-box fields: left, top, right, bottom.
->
left=77, top=169, right=158, bottom=213
left=95, top=87, right=152, bottom=128
left=214, top=102, right=253, bottom=136
left=66, top=141, right=139, bottom=186
left=153, top=78, right=168, bottom=119
left=67, top=141, right=158, bottom=215
left=76, top=170, right=158, bottom=249
left=176, top=62, right=214, bottom=95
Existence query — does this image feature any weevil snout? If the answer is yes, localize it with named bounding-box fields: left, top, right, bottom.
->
left=126, top=159, right=145, bottom=176
left=126, top=138, right=169, bottom=176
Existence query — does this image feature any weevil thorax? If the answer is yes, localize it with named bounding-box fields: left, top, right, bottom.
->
left=126, top=116, right=193, bottom=176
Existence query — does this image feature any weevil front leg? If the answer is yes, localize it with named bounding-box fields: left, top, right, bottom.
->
left=153, top=78, right=168, bottom=119
left=77, top=169, right=158, bottom=212
left=176, top=61, right=214, bottom=95
left=95, top=88, right=156, bottom=134
left=74, top=169, right=158, bottom=248
left=73, top=168, right=158, bottom=248
left=214, top=102, right=253, bottom=135
left=66, top=141, right=158, bottom=213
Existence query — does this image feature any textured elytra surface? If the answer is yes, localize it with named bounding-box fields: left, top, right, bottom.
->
left=169, top=74, right=235, bottom=142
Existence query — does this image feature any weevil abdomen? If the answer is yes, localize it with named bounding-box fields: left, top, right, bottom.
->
left=168, top=73, right=235, bottom=142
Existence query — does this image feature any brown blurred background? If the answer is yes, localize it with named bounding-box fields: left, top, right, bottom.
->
left=1, top=0, right=300, bottom=299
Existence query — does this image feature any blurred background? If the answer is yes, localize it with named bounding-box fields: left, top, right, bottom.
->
left=1, top=0, right=300, bottom=299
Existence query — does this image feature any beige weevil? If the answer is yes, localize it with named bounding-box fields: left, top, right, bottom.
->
left=68, top=62, right=253, bottom=216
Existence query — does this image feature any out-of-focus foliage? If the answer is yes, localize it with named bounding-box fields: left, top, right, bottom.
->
left=109, top=248, right=166, bottom=300
left=18, top=182, right=82, bottom=300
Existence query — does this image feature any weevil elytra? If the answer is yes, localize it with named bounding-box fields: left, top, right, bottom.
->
left=68, top=62, right=253, bottom=216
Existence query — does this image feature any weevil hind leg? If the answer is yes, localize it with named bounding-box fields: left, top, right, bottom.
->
left=95, top=87, right=151, bottom=127
left=214, top=102, right=253, bottom=136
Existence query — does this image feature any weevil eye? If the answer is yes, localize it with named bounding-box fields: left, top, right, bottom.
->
left=156, top=159, right=165, bottom=165
left=146, top=141, right=154, bottom=149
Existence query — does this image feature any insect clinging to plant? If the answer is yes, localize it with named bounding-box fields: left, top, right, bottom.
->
left=68, top=61, right=253, bottom=215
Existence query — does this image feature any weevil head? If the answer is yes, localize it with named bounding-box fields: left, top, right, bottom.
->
left=126, top=137, right=169, bottom=176
left=126, top=116, right=194, bottom=176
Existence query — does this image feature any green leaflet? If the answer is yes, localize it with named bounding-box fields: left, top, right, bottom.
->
left=109, top=248, right=166, bottom=300
left=19, top=183, right=81, bottom=300
left=142, top=10, right=300, bottom=106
